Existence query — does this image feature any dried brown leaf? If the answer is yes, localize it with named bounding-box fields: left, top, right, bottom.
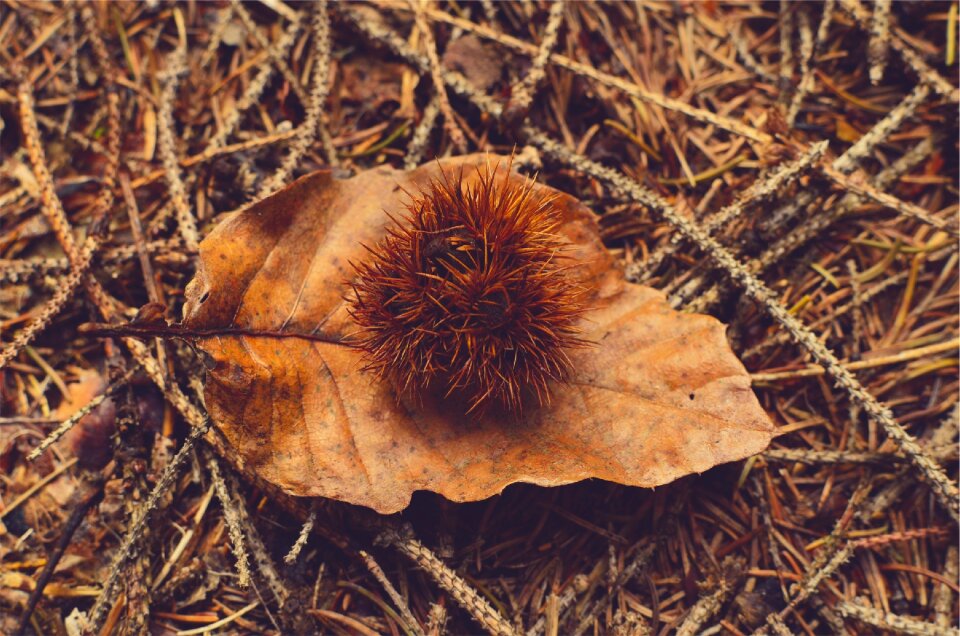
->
left=183, top=155, right=773, bottom=513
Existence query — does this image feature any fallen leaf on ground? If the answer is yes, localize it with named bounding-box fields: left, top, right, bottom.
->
left=182, top=155, right=774, bottom=513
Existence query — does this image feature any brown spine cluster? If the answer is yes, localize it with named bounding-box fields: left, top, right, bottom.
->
left=348, top=161, right=588, bottom=415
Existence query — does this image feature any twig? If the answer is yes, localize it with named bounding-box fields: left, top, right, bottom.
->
left=427, top=603, right=448, bottom=636
left=405, top=93, right=441, bottom=170
left=84, top=421, right=209, bottom=633
left=778, top=1, right=795, bottom=93
left=220, top=465, right=289, bottom=608
left=258, top=0, right=336, bottom=197
left=1, top=61, right=119, bottom=370
left=377, top=526, right=517, bottom=636
left=630, top=141, right=828, bottom=283
left=819, top=162, right=958, bottom=236
left=360, top=549, right=427, bottom=636
left=176, top=602, right=260, bottom=636
left=933, top=546, right=958, bottom=629
left=786, top=8, right=814, bottom=127
left=503, top=1, right=566, bottom=123
left=840, top=0, right=958, bottom=99
left=382, top=1, right=772, bottom=143
left=199, top=4, right=237, bottom=69
left=761, top=82, right=930, bottom=236
left=731, top=25, right=778, bottom=84
left=232, top=0, right=308, bottom=105
left=868, top=0, right=892, bottom=84
left=284, top=509, right=316, bottom=564
left=676, top=557, right=745, bottom=636
left=751, top=338, right=960, bottom=382
left=14, top=478, right=104, bottom=636
left=26, top=366, right=139, bottom=462
left=835, top=599, right=957, bottom=636
left=754, top=136, right=935, bottom=279
left=763, top=446, right=956, bottom=467
left=208, top=15, right=303, bottom=150
left=207, top=454, right=253, bottom=588
left=409, top=0, right=468, bottom=153
left=0, top=457, right=79, bottom=522
left=156, top=11, right=199, bottom=250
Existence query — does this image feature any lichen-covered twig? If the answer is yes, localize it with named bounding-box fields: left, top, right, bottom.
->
left=676, top=557, right=745, bottom=636
left=157, top=11, right=198, bottom=250
left=786, top=8, right=814, bottom=127
left=763, top=446, right=956, bottom=467
left=207, top=454, right=253, bottom=588
left=360, top=549, right=427, bottom=636
left=409, top=0, right=468, bottom=153
left=208, top=15, right=303, bottom=149
left=778, top=1, right=795, bottom=93
left=232, top=0, right=308, bottom=105
left=26, top=366, right=139, bottom=462
left=868, top=0, right=892, bottom=84
left=1, top=48, right=120, bottom=370
left=284, top=509, right=316, bottom=564
left=259, top=0, right=336, bottom=196
left=933, top=546, right=958, bottom=629
left=85, top=421, right=210, bottom=632
left=835, top=599, right=957, bottom=636
left=819, top=161, right=958, bottom=236
left=840, top=0, right=958, bottom=99
left=405, top=93, right=441, bottom=170
left=629, top=141, right=827, bottom=283
left=377, top=526, right=517, bottom=636
left=503, top=1, right=565, bottom=123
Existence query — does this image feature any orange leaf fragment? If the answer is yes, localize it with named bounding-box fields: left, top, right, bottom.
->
left=183, top=155, right=774, bottom=513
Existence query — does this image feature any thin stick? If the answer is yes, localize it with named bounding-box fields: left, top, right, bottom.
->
left=207, top=454, right=253, bottom=588
left=284, top=509, right=316, bottom=564
left=360, top=549, right=427, bottom=636
left=232, top=0, right=308, bottom=105
left=405, top=93, right=441, bottom=170
left=0, top=457, right=79, bottom=522
left=157, top=11, right=198, bottom=250
left=14, top=479, right=104, bottom=636
left=409, top=0, right=468, bottom=153
left=763, top=446, right=956, bottom=467
left=676, top=558, right=745, bottom=636
left=820, top=162, right=958, bottom=236
left=27, top=366, right=140, bottom=462
left=868, top=0, right=892, bottom=84
left=503, top=1, right=566, bottom=123
left=208, top=15, right=303, bottom=150
left=630, top=141, right=827, bottom=283
left=259, top=0, right=336, bottom=198
left=377, top=527, right=517, bottom=636
left=84, top=422, right=209, bottom=632
left=786, top=8, right=814, bottom=127
left=835, top=599, right=956, bottom=636
left=841, top=0, right=958, bottom=99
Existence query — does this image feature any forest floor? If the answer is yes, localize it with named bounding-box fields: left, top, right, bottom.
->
left=0, top=1, right=958, bottom=635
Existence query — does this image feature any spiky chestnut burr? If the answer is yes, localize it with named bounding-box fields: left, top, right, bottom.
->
left=347, top=162, right=588, bottom=414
